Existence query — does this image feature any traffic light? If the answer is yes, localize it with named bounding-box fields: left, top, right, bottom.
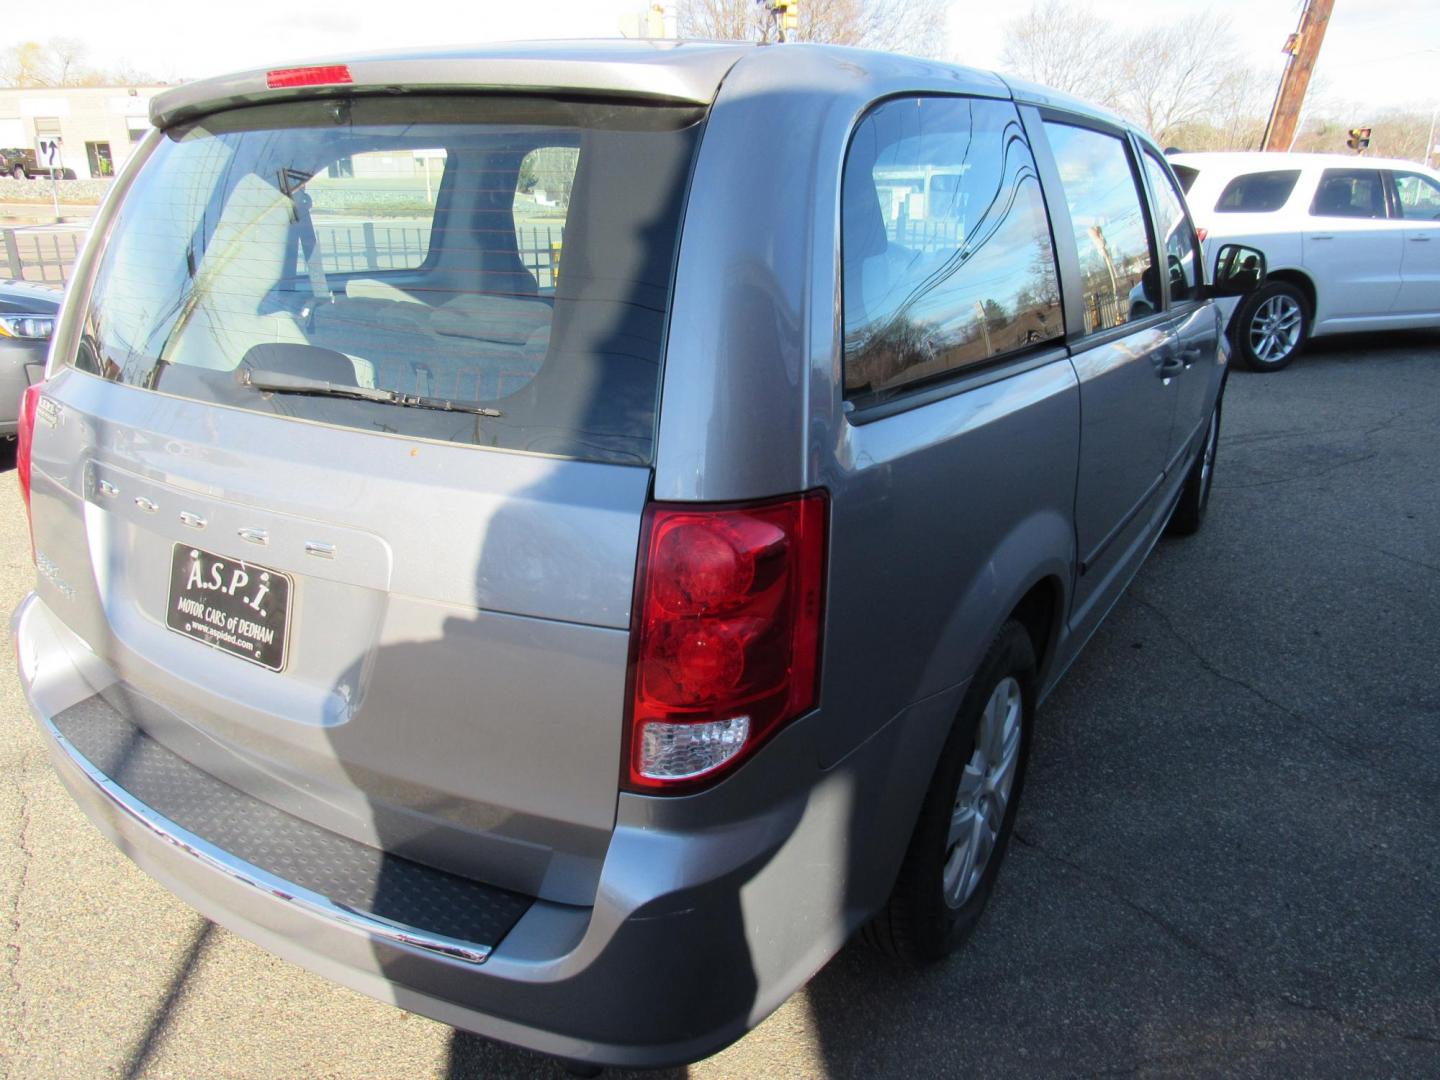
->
left=757, top=0, right=799, bottom=39
left=1346, top=127, right=1372, bottom=151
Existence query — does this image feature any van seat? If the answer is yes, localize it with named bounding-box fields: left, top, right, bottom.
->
left=307, top=295, right=548, bottom=402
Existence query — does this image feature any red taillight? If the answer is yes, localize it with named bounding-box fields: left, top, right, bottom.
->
left=1197, top=226, right=1209, bottom=244
left=266, top=65, right=353, bottom=89
left=625, top=492, right=828, bottom=793
left=16, top=382, right=42, bottom=562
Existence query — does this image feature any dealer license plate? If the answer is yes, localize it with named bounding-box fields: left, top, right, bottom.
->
left=166, top=544, right=293, bottom=671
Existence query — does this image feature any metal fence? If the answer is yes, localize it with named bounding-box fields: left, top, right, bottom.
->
left=2, top=226, right=87, bottom=285
left=315, top=223, right=431, bottom=275
left=892, top=218, right=964, bottom=253
left=315, top=222, right=565, bottom=288
left=4, top=221, right=568, bottom=291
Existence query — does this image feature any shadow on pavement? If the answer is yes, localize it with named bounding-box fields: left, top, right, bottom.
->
left=119, top=921, right=214, bottom=1079
left=446, top=1031, right=689, bottom=1079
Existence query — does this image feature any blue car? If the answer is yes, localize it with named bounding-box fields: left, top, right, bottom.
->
left=0, top=279, right=60, bottom=439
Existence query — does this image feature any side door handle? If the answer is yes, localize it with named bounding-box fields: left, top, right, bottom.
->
left=1409, top=234, right=1433, bottom=243
left=1177, top=346, right=1204, bottom=367
left=1310, top=234, right=1335, bottom=241
left=1155, top=353, right=1185, bottom=379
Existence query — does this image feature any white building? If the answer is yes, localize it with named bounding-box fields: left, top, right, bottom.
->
left=0, top=85, right=168, bottom=179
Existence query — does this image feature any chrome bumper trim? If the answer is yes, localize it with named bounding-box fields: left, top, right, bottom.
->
left=43, top=715, right=492, bottom=965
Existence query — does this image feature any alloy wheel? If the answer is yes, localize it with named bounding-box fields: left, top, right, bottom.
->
left=943, top=676, right=1023, bottom=908
left=1248, top=294, right=1303, bottom=364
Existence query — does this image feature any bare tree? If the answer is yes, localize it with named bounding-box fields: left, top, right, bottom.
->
left=47, top=38, right=89, bottom=86
left=1001, top=3, right=1281, bottom=149
left=676, top=0, right=762, bottom=41
left=801, top=0, right=948, bottom=56
left=999, top=1, right=1122, bottom=104
left=0, top=37, right=156, bottom=87
left=676, top=0, right=949, bottom=57
left=1113, top=14, right=1241, bottom=145
left=1292, top=105, right=1434, bottom=163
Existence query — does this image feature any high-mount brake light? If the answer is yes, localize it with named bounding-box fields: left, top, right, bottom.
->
left=625, top=491, right=828, bottom=793
left=266, top=65, right=353, bottom=89
left=17, top=382, right=42, bottom=562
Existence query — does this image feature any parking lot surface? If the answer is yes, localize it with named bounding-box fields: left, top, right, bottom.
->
left=3, top=334, right=1438, bottom=1079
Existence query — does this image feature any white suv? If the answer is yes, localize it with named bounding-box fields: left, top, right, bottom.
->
left=1169, top=151, right=1440, bottom=370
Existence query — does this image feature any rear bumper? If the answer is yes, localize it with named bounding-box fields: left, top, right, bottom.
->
left=13, top=592, right=956, bottom=1067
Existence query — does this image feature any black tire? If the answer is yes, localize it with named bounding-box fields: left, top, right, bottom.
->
left=1167, top=390, right=1222, bottom=537
left=1232, top=280, right=1308, bottom=372
left=9, top=164, right=24, bottom=180
left=863, top=620, right=1036, bottom=963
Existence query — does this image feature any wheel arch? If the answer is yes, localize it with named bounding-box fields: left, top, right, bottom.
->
left=918, top=509, right=1074, bottom=705
left=1009, top=574, right=1065, bottom=687
left=1266, top=268, right=1317, bottom=318
left=1227, top=270, right=1315, bottom=370
left=1226, top=267, right=1317, bottom=338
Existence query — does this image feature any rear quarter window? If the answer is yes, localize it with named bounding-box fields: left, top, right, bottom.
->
left=1214, top=170, right=1301, bottom=213
left=840, top=95, right=1063, bottom=405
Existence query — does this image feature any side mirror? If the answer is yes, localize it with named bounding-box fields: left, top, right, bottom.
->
left=1209, top=243, right=1267, bottom=298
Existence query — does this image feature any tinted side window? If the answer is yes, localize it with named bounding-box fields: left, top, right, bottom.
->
left=1310, top=169, right=1387, bottom=219
left=1142, top=152, right=1199, bottom=303
left=1214, top=170, right=1301, bottom=213
left=1390, top=171, right=1440, bottom=220
left=1171, top=164, right=1199, bottom=193
left=1043, top=122, right=1157, bottom=334
left=841, top=96, right=1062, bottom=403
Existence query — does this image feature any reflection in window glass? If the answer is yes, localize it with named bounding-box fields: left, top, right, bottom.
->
left=1392, top=172, right=1440, bottom=220
left=842, top=96, right=1062, bottom=401
left=1310, top=169, right=1386, bottom=219
left=1214, top=170, right=1300, bottom=213
left=1044, top=123, right=1157, bottom=334
left=1143, top=153, right=1199, bottom=303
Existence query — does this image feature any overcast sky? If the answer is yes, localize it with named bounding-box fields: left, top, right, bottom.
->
left=7, top=0, right=1437, bottom=114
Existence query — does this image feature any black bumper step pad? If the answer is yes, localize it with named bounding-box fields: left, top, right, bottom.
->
left=53, top=695, right=533, bottom=951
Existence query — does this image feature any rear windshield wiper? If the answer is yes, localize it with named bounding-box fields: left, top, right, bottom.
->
left=239, top=369, right=503, bottom=417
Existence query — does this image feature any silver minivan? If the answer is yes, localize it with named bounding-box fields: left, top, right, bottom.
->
left=13, top=41, right=1263, bottom=1069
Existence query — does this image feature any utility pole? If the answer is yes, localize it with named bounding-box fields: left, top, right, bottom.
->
left=1260, top=0, right=1334, bottom=153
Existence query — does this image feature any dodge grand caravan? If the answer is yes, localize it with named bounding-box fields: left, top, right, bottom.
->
left=13, top=41, right=1264, bottom=1069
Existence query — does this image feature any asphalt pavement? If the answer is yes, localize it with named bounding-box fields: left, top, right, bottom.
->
left=2, top=332, right=1438, bottom=1078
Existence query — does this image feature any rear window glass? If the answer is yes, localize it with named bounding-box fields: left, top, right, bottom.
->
left=74, top=97, right=703, bottom=465
left=1214, top=170, right=1300, bottom=213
